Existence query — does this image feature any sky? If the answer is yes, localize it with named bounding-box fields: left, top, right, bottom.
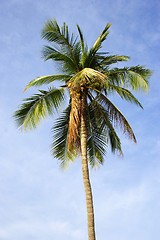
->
left=0, top=0, right=160, bottom=239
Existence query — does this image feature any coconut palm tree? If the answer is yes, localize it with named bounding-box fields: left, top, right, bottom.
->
left=14, top=19, right=151, bottom=240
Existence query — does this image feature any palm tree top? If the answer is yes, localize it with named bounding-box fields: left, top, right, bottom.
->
left=14, top=19, right=152, bottom=167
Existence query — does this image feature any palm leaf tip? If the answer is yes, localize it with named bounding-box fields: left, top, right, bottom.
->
left=92, top=23, right=112, bottom=51
left=99, top=23, right=112, bottom=38
left=41, top=18, right=61, bottom=41
left=128, top=66, right=152, bottom=91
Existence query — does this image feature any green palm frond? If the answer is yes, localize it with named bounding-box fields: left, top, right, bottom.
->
left=88, top=98, right=122, bottom=156
left=42, top=45, right=71, bottom=61
left=41, top=19, right=81, bottom=72
left=51, top=106, right=76, bottom=168
left=42, top=46, right=79, bottom=73
left=108, top=125, right=122, bottom=154
left=84, top=23, right=111, bottom=67
left=24, top=74, right=71, bottom=91
left=108, top=65, right=151, bottom=91
left=14, top=88, right=64, bottom=130
left=91, top=23, right=111, bottom=54
left=127, top=66, right=151, bottom=91
left=76, top=24, right=88, bottom=67
left=87, top=103, right=107, bottom=167
left=107, top=84, right=143, bottom=108
left=60, top=40, right=81, bottom=72
left=41, top=19, right=72, bottom=46
left=76, top=25, right=85, bottom=54
left=99, top=55, right=130, bottom=66
left=95, top=93, right=137, bottom=142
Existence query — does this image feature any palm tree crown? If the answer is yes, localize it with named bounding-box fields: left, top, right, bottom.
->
left=14, top=19, right=151, bottom=167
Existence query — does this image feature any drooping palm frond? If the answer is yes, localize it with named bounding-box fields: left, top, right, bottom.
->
left=87, top=103, right=108, bottom=167
left=94, top=93, right=137, bottom=142
left=107, top=84, right=143, bottom=108
left=108, top=65, right=151, bottom=91
left=14, top=88, right=64, bottom=130
left=51, top=105, right=76, bottom=168
left=24, top=74, right=71, bottom=91
left=88, top=98, right=122, bottom=156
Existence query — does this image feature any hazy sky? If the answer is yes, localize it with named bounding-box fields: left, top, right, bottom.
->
left=0, top=0, right=160, bottom=239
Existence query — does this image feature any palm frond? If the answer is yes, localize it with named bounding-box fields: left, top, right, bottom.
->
left=42, top=46, right=79, bottom=73
left=88, top=98, right=122, bottom=158
left=41, top=19, right=81, bottom=72
left=99, top=55, right=130, bottom=66
left=87, top=103, right=107, bottom=167
left=91, top=23, right=111, bottom=54
left=77, top=24, right=88, bottom=67
left=95, top=93, right=137, bottom=142
left=61, top=41, right=81, bottom=72
left=127, top=66, right=151, bottom=91
left=84, top=23, right=111, bottom=67
left=42, top=45, right=69, bottom=61
left=107, top=84, right=143, bottom=108
left=24, top=74, right=71, bottom=91
left=41, top=19, right=69, bottom=45
left=14, top=88, right=64, bottom=130
left=51, top=106, right=76, bottom=168
left=76, top=25, right=85, bottom=54
left=108, top=65, right=151, bottom=91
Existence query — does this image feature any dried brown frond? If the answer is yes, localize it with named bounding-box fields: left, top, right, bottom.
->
left=67, top=84, right=82, bottom=153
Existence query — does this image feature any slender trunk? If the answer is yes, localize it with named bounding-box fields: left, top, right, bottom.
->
left=80, top=87, right=96, bottom=240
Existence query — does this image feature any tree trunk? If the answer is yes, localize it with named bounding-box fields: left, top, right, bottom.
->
left=80, top=87, right=96, bottom=240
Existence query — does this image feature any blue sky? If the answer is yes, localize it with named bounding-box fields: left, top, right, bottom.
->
left=0, top=0, right=160, bottom=239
